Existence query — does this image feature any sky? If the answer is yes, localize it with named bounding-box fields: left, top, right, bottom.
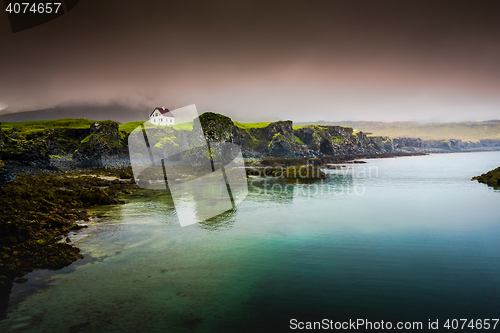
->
left=0, top=0, right=499, bottom=123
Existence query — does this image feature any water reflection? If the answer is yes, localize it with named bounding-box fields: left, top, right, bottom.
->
left=247, top=178, right=295, bottom=204
left=198, top=209, right=237, bottom=231
left=246, top=172, right=363, bottom=204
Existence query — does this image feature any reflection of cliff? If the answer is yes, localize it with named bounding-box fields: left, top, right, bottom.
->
left=247, top=178, right=295, bottom=205
left=246, top=173, right=364, bottom=203
left=198, top=209, right=237, bottom=231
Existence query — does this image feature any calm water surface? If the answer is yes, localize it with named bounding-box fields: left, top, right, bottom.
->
left=1, top=152, right=499, bottom=332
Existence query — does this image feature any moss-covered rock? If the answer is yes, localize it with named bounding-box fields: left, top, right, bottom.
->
left=198, top=112, right=234, bottom=142
left=268, top=133, right=293, bottom=157
left=0, top=172, right=138, bottom=286
left=233, top=120, right=295, bottom=156
left=73, top=134, right=110, bottom=167
left=73, top=121, right=124, bottom=167
left=1, top=122, right=50, bottom=167
left=77, top=187, right=117, bottom=205
left=294, top=125, right=351, bottom=154
left=0, top=137, right=50, bottom=167
left=473, top=167, right=500, bottom=188
left=0, top=122, right=4, bottom=148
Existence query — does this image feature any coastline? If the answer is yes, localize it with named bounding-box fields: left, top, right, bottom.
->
left=0, top=166, right=140, bottom=319
left=248, top=151, right=427, bottom=167
left=1, top=150, right=498, bottom=320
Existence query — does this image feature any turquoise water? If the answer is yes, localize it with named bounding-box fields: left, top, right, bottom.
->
left=1, top=152, right=500, bottom=332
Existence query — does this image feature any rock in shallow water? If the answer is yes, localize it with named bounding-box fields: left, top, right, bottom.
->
left=473, top=167, right=500, bottom=187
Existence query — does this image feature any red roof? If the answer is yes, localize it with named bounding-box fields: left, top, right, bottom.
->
left=150, top=107, right=174, bottom=117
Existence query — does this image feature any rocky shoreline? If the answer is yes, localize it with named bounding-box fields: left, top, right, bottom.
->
left=0, top=167, right=139, bottom=318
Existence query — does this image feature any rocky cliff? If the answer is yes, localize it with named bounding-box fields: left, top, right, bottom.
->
left=0, top=120, right=129, bottom=177
left=198, top=114, right=414, bottom=158
left=0, top=122, right=50, bottom=168
left=1, top=114, right=499, bottom=178
left=138, top=113, right=500, bottom=159
left=73, top=121, right=125, bottom=167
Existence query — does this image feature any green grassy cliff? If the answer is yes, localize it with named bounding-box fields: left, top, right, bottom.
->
left=1, top=114, right=499, bottom=171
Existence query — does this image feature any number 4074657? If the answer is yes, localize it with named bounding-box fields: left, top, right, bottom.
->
left=5, top=3, right=62, bottom=14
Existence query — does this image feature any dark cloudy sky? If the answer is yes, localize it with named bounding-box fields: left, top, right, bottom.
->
left=1, top=0, right=499, bottom=122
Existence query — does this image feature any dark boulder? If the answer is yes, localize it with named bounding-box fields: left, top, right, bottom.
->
left=198, top=112, right=234, bottom=142
left=269, top=134, right=293, bottom=157
left=73, top=121, right=122, bottom=167
left=0, top=138, right=50, bottom=167
left=73, top=134, right=110, bottom=167
left=261, top=121, right=294, bottom=142
left=45, top=132, right=63, bottom=155
left=319, top=138, right=335, bottom=155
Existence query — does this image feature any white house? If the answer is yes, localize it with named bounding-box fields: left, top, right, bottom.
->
left=149, top=107, right=175, bottom=125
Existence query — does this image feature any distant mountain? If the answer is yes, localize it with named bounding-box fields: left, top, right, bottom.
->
left=294, top=120, right=500, bottom=141
left=0, top=104, right=149, bottom=124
